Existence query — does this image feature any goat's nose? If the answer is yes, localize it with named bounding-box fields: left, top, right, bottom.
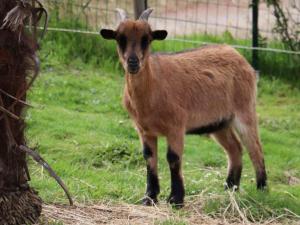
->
left=127, top=55, right=140, bottom=74
left=127, top=56, right=139, bottom=66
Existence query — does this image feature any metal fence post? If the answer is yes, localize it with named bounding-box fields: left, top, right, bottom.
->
left=252, top=0, right=259, bottom=71
left=133, top=0, right=148, bottom=19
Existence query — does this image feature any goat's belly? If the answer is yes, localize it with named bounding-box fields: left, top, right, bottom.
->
left=186, top=112, right=233, bottom=135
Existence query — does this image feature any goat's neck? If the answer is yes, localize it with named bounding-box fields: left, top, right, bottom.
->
left=125, top=61, right=154, bottom=101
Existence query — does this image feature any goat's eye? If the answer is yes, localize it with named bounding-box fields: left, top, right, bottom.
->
left=141, top=35, right=149, bottom=50
left=118, top=35, right=127, bottom=52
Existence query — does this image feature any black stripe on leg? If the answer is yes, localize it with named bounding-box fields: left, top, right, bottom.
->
left=226, top=165, right=242, bottom=190
left=143, top=142, right=152, bottom=160
left=167, top=148, right=180, bottom=166
left=167, top=147, right=184, bottom=206
left=146, top=165, right=160, bottom=198
left=143, top=142, right=159, bottom=206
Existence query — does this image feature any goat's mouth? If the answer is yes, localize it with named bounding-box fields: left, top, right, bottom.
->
left=127, top=66, right=140, bottom=74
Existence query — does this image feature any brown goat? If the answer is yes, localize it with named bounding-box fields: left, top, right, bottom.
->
left=100, top=8, right=267, bottom=207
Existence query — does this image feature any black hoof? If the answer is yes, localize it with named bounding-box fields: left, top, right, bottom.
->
left=257, top=170, right=267, bottom=190
left=257, top=178, right=267, bottom=190
left=167, top=195, right=184, bottom=208
left=225, top=167, right=242, bottom=190
left=142, top=196, right=157, bottom=206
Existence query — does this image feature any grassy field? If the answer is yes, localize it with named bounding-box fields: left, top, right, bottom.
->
left=25, top=33, right=300, bottom=224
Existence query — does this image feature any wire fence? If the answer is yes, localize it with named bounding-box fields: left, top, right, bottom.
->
left=41, top=0, right=300, bottom=75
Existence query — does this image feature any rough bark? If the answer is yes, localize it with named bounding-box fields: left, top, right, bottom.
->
left=0, top=1, right=42, bottom=224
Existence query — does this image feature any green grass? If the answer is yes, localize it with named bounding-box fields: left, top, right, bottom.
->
left=26, top=59, right=300, bottom=223
left=25, top=29, right=300, bottom=223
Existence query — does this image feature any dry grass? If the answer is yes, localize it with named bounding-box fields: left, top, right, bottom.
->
left=39, top=199, right=300, bottom=225
left=40, top=202, right=220, bottom=225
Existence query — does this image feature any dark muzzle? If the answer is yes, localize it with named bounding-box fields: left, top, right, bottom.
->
left=127, top=55, right=140, bottom=74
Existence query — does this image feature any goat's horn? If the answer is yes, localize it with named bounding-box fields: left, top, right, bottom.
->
left=139, top=8, right=153, bottom=21
left=116, top=8, right=127, bottom=22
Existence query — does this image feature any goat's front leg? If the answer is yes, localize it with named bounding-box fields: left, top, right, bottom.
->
left=140, top=134, right=160, bottom=206
left=166, top=131, right=185, bottom=207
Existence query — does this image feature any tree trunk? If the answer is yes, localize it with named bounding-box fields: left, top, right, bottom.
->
left=0, top=1, right=42, bottom=224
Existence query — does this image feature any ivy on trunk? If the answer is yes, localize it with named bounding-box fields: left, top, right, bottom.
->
left=265, top=0, right=300, bottom=51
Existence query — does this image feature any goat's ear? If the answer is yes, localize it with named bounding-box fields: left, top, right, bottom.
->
left=100, top=29, right=117, bottom=40
left=152, top=30, right=168, bottom=40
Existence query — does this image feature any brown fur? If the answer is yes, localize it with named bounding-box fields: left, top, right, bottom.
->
left=124, top=44, right=255, bottom=135
left=101, top=16, right=267, bottom=206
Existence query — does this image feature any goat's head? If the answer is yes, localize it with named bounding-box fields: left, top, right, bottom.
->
left=100, top=8, right=167, bottom=75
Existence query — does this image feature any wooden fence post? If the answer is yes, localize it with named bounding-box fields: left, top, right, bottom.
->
left=252, top=0, right=259, bottom=71
left=133, top=0, right=147, bottom=19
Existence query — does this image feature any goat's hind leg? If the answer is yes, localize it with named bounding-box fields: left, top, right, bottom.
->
left=233, top=114, right=267, bottom=190
left=213, top=126, right=243, bottom=190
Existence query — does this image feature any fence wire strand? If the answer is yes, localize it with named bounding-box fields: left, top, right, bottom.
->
left=42, top=0, right=300, bottom=55
left=39, top=26, right=300, bottom=55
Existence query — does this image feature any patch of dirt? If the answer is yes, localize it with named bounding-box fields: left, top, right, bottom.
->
left=51, top=0, right=299, bottom=40
left=148, top=0, right=300, bottom=39
left=284, top=171, right=300, bottom=186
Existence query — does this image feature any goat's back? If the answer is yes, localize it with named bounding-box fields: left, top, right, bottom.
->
left=149, top=45, right=257, bottom=129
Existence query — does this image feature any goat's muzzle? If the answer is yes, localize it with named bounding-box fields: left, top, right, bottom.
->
left=127, top=55, right=140, bottom=74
